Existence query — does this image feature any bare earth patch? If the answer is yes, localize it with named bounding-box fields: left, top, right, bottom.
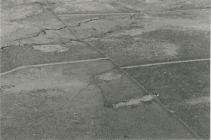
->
left=32, top=44, right=69, bottom=53
left=96, top=71, right=122, bottom=81
left=183, top=96, right=209, bottom=105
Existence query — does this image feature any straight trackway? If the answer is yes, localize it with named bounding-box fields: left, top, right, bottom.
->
left=121, top=58, right=210, bottom=69
left=0, top=57, right=109, bottom=76
left=1, top=58, right=209, bottom=76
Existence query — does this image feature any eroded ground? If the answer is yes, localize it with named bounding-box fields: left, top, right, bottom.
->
left=1, top=0, right=210, bottom=139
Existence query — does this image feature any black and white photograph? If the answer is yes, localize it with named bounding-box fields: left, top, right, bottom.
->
left=0, top=0, right=210, bottom=139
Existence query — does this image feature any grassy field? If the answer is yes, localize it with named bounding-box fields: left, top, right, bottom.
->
left=1, top=0, right=210, bottom=139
